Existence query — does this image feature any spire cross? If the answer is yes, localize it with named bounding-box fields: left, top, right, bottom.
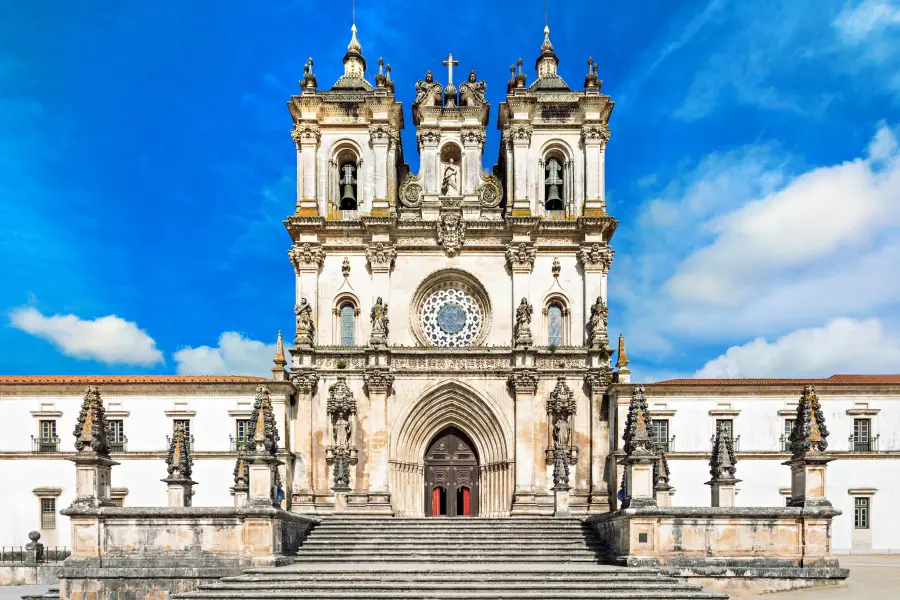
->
left=443, top=53, right=459, bottom=86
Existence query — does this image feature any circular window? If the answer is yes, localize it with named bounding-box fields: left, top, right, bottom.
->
left=411, top=270, right=491, bottom=347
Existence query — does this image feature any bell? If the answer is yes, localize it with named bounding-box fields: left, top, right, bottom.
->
left=341, top=183, right=356, bottom=205
left=546, top=184, right=563, bottom=210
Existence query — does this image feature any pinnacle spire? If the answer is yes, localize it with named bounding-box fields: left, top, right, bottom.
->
left=789, top=385, right=830, bottom=459
left=616, top=333, right=630, bottom=369
left=332, top=23, right=371, bottom=90
left=542, top=25, right=554, bottom=53
left=623, top=385, right=654, bottom=457
left=348, top=23, right=361, bottom=54
left=74, top=386, right=110, bottom=456
left=273, top=330, right=285, bottom=365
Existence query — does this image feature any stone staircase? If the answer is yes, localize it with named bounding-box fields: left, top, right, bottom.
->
left=176, top=517, right=728, bottom=599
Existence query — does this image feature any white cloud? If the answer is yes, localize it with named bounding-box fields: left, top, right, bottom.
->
left=834, top=0, right=900, bottom=43
left=833, top=1, right=900, bottom=95
left=665, top=124, right=900, bottom=307
left=174, top=332, right=275, bottom=377
left=9, top=306, right=163, bottom=366
left=694, top=318, right=900, bottom=378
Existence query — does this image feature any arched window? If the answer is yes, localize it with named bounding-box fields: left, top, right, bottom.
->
left=339, top=303, right=356, bottom=346
left=544, top=157, right=564, bottom=212
left=547, top=303, right=563, bottom=347
left=338, top=161, right=358, bottom=211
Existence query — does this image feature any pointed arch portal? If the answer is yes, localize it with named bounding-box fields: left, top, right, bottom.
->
left=389, top=380, right=514, bottom=517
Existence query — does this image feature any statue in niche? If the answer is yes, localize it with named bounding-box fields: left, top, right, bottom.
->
left=441, top=158, right=460, bottom=196
left=459, top=70, right=487, bottom=106
left=414, top=70, right=443, bottom=108
left=369, top=297, right=389, bottom=346
left=587, top=296, right=608, bottom=349
left=514, top=297, right=534, bottom=347
left=294, top=299, right=315, bottom=346
left=554, top=417, right=570, bottom=450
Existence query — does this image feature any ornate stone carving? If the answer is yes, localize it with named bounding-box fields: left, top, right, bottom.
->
left=552, top=257, right=561, bottom=279
left=326, top=377, right=358, bottom=491
left=505, top=242, right=537, bottom=271
left=436, top=213, right=466, bottom=256
left=510, top=124, right=532, bottom=144
left=289, top=243, right=325, bottom=272
left=294, top=299, right=315, bottom=346
left=513, top=298, right=534, bottom=347
left=461, top=128, right=487, bottom=148
left=365, top=242, right=396, bottom=273
left=615, top=333, right=630, bottom=369
left=440, top=159, right=460, bottom=196
left=290, top=123, right=321, bottom=145
left=413, top=71, right=443, bottom=109
left=459, top=70, right=487, bottom=106
left=165, top=421, right=193, bottom=481
left=369, top=297, right=389, bottom=346
left=577, top=243, right=614, bottom=272
left=546, top=377, right=577, bottom=491
left=368, top=124, right=393, bottom=142
left=581, top=123, right=610, bottom=143
left=587, top=297, right=612, bottom=358
left=73, top=386, right=110, bottom=455
left=291, top=370, right=319, bottom=394
left=233, top=445, right=249, bottom=489
left=341, top=257, right=351, bottom=278
left=709, top=422, right=739, bottom=483
left=398, top=173, right=423, bottom=208
left=363, top=369, right=394, bottom=393
left=476, top=173, right=503, bottom=208
left=248, top=385, right=280, bottom=457
left=508, top=370, right=538, bottom=394
left=654, top=449, right=672, bottom=493
left=584, top=369, right=611, bottom=392
left=415, top=128, right=441, bottom=149
left=623, top=385, right=654, bottom=457
left=789, top=385, right=830, bottom=459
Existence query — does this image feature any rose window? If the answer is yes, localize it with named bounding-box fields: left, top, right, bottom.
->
left=422, top=287, right=483, bottom=347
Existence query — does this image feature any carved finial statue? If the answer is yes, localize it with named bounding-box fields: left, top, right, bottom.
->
left=546, top=377, right=577, bottom=490
left=233, top=445, right=249, bottom=488
left=790, top=385, right=830, bottom=459
left=623, top=385, right=654, bottom=457
left=615, top=333, right=630, bottom=368
left=459, top=69, right=487, bottom=106
left=165, top=422, right=193, bottom=481
left=709, top=421, right=738, bottom=484
left=73, top=386, right=110, bottom=456
left=514, top=297, right=534, bottom=347
left=302, top=57, right=317, bottom=90
left=587, top=296, right=611, bottom=358
left=414, top=70, right=443, bottom=108
left=654, top=449, right=671, bottom=491
left=369, top=296, right=389, bottom=347
left=326, top=377, right=358, bottom=491
left=273, top=330, right=285, bottom=365
left=248, top=385, right=280, bottom=457
left=294, top=298, right=315, bottom=346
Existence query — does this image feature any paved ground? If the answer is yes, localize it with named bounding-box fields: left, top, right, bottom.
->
left=0, top=586, right=48, bottom=600
left=745, top=555, right=900, bottom=599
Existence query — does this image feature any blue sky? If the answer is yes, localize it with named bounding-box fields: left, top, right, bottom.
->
left=1, top=0, right=899, bottom=380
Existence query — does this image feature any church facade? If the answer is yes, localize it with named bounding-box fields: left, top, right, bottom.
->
left=0, top=25, right=898, bottom=554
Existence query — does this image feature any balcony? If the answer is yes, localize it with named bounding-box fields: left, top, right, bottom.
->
left=229, top=435, right=252, bottom=452
left=651, top=436, right=676, bottom=454
left=31, top=436, right=60, bottom=453
left=709, top=435, right=740, bottom=453
left=108, top=436, right=128, bottom=453
left=849, top=434, right=879, bottom=453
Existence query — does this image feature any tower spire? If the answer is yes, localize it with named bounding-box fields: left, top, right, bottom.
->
left=332, top=22, right=371, bottom=90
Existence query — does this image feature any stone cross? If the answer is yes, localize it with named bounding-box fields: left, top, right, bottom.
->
left=443, top=53, right=459, bottom=86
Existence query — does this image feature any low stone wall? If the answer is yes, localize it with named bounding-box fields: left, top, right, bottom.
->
left=585, top=507, right=849, bottom=596
left=0, top=563, right=60, bottom=585
left=58, top=506, right=319, bottom=600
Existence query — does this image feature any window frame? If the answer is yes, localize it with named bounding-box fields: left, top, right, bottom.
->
left=40, top=497, right=56, bottom=530
left=854, top=496, right=870, bottom=529
left=853, top=418, right=871, bottom=452
left=650, top=419, right=670, bottom=452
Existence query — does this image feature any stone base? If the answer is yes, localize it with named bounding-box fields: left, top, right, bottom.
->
left=661, top=567, right=849, bottom=597
left=299, top=491, right=394, bottom=516
left=511, top=491, right=590, bottom=516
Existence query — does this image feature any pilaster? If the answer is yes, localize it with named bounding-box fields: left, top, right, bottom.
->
left=578, top=242, right=613, bottom=345
left=289, top=370, right=318, bottom=512
left=508, top=356, right=542, bottom=515
left=291, top=123, right=321, bottom=216
left=510, top=124, right=532, bottom=215
left=362, top=364, right=394, bottom=515
left=585, top=370, right=612, bottom=513
left=289, top=242, right=324, bottom=333
left=581, top=124, right=609, bottom=216
left=369, top=124, right=392, bottom=215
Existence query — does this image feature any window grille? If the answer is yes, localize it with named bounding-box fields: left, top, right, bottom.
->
left=40, top=498, right=56, bottom=530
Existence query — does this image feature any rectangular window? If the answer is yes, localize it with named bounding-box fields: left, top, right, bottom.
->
left=111, top=497, right=124, bottom=508
left=783, top=419, right=795, bottom=451
left=40, top=498, right=56, bottom=530
left=715, top=419, right=733, bottom=439
left=853, top=419, right=871, bottom=452
left=40, top=420, right=57, bottom=440
left=854, top=497, right=870, bottom=529
left=650, top=419, right=669, bottom=452
left=340, top=304, right=356, bottom=346
left=235, top=419, right=253, bottom=448
left=108, top=420, right=125, bottom=442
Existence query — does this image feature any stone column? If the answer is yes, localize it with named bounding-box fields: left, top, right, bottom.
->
left=289, top=243, right=324, bottom=341
left=161, top=422, right=197, bottom=507
left=582, top=124, right=609, bottom=216
left=578, top=244, right=613, bottom=346
left=707, top=422, right=740, bottom=508
left=509, top=368, right=539, bottom=514
left=506, top=242, right=536, bottom=341
left=785, top=385, right=834, bottom=508
left=417, top=129, right=441, bottom=193
left=510, top=125, right=532, bottom=215
left=620, top=386, right=657, bottom=509
left=462, top=129, right=485, bottom=194
left=585, top=370, right=612, bottom=513
left=363, top=367, right=394, bottom=514
left=290, top=371, right=317, bottom=512
left=369, top=124, right=392, bottom=215
left=291, top=123, right=321, bottom=216
left=68, top=386, right=119, bottom=509
left=325, top=377, right=358, bottom=510
left=365, top=241, right=396, bottom=343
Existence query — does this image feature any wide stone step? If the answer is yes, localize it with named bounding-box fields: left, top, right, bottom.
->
left=177, top=591, right=725, bottom=599
left=300, top=540, right=603, bottom=547
left=198, top=581, right=702, bottom=591
left=225, top=573, right=671, bottom=583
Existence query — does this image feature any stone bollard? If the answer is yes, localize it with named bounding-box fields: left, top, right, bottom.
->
left=24, top=531, right=44, bottom=564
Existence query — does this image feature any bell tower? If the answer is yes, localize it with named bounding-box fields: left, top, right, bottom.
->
left=286, top=25, right=405, bottom=218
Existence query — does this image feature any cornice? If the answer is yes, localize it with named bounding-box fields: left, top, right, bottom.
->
left=0, top=381, right=296, bottom=397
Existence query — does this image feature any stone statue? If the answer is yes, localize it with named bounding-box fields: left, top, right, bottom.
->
left=369, top=296, right=389, bottom=346
left=294, top=299, right=315, bottom=346
left=441, top=158, right=459, bottom=196
left=554, top=417, right=570, bottom=450
left=459, top=70, right=487, bottom=106
left=587, top=296, right=609, bottom=352
left=546, top=377, right=576, bottom=491
left=414, top=70, right=443, bottom=108
left=514, top=297, right=533, bottom=347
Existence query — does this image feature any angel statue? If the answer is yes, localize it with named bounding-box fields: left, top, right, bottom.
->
left=294, top=299, right=315, bottom=346
left=369, top=296, right=389, bottom=346
left=414, top=70, right=443, bottom=108
left=514, top=297, right=534, bottom=347
left=459, top=70, right=487, bottom=106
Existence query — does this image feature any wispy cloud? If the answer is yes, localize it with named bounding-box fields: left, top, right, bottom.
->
left=174, top=332, right=276, bottom=377
left=9, top=307, right=164, bottom=366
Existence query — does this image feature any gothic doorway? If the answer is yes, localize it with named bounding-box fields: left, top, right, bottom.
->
left=424, top=427, right=479, bottom=517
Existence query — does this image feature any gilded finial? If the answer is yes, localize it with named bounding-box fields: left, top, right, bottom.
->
left=348, top=23, right=361, bottom=53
